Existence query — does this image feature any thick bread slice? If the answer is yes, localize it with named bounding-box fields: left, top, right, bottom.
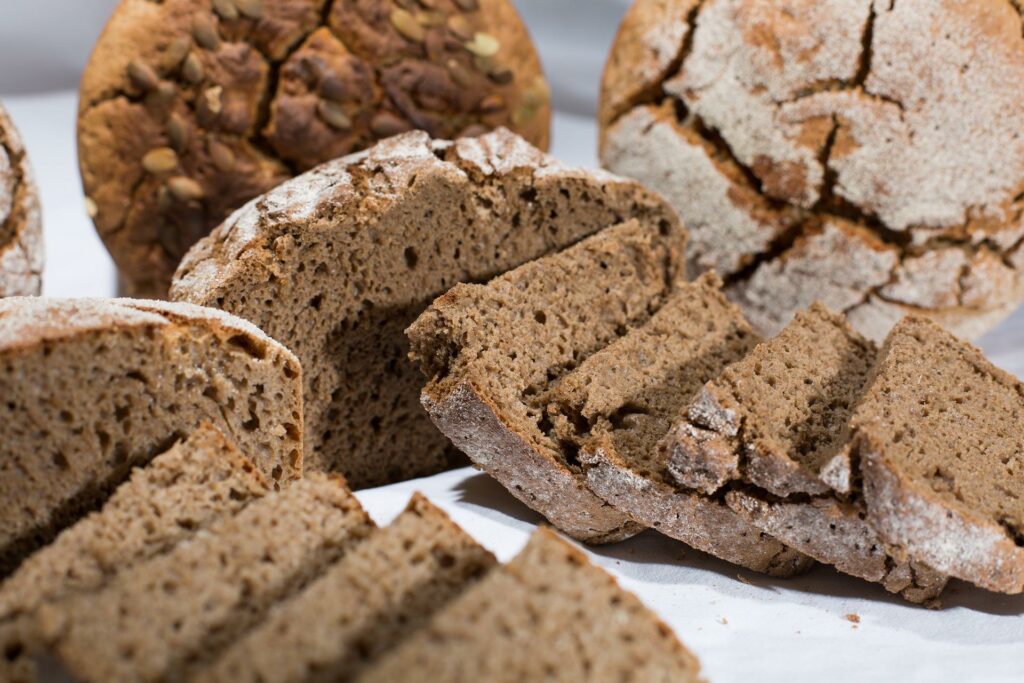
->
left=0, top=102, right=43, bottom=297
left=171, top=128, right=682, bottom=489
left=542, top=274, right=808, bottom=575
left=661, top=305, right=946, bottom=602
left=0, top=424, right=269, bottom=683
left=195, top=493, right=497, bottom=683
left=0, top=297, right=302, bottom=576
left=853, top=316, right=1024, bottom=594
left=356, top=528, right=703, bottom=683
left=32, top=474, right=373, bottom=683
left=408, top=220, right=687, bottom=543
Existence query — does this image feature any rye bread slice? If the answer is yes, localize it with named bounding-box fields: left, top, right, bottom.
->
left=355, top=528, right=703, bottom=683
left=0, top=424, right=269, bottom=683
left=408, top=220, right=686, bottom=543
left=32, top=474, right=374, bottom=682
left=544, top=274, right=810, bottom=576
left=853, top=316, right=1024, bottom=594
left=171, top=128, right=681, bottom=489
left=0, top=298, right=302, bottom=577
left=662, top=305, right=946, bottom=602
left=195, top=493, right=496, bottom=683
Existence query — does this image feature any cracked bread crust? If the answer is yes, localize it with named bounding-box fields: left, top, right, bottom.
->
left=0, top=103, right=42, bottom=298
left=600, top=0, right=1024, bottom=341
left=79, top=0, right=549, bottom=298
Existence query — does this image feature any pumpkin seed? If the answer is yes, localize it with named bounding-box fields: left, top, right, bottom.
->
left=464, top=32, right=499, bottom=57
left=390, top=9, right=425, bottom=42
left=167, top=114, right=189, bottom=152
left=317, top=100, right=353, bottom=130
left=193, top=15, right=221, bottom=50
left=127, top=60, right=159, bottom=91
left=523, top=77, right=550, bottom=107
left=84, top=197, right=99, bottom=219
left=208, top=139, right=236, bottom=171
left=477, top=94, right=505, bottom=113
left=142, top=147, right=179, bottom=174
left=446, top=58, right=475, bottom=88
left=235, top=0, right=264, bottom=19
left=167, top=176, right=204, bottom=202
left=212, top=0, right=238, bottom=20
left=166, top=37, right=191, bottom=66
left=182, top=52, right=205, bottom=83
left=453, top=0, right=479, bottom=10
left=370, top=112, right=412, bottom=138
left=446, top=15, right=472, bottom=40
left=416, top=11, right=445, bottom=27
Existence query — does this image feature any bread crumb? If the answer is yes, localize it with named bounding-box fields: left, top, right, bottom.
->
left=844, top=613, right=860, bottom=627
left=736, top=573, right=752, bottom=585
left=718, top=616, right=728, bottom=625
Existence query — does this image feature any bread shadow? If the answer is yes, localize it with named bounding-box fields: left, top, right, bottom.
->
left=452, top=472, right=547, bottom=527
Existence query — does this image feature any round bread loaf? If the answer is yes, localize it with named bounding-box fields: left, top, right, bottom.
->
left=79, top=0, right=550, bottom=298
left=0, top=102, right=42, bottom=297
left=171, top=128, right=681, bottom=488
left=599, top=0, right=1024, bottom=341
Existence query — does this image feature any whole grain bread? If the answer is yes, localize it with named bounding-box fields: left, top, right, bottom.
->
left=408, top=219, right=687, bottom=543
left=172, top=128, right=681, bottom=488
left=0, top=424, right=269, bottom=683
left=0, top=297, right=302, bottom=577
left=546, top=274, right=810, bottom=575
left=853, top=316, right=1024, bottom=594
left=33, top=473, right=373, bottom=683
left=79, top=0, right=550, bottom=297
left=600, top=0, right=1024, bottom=340
left=356, top=528, right=703, bottom=683
left=0, top=102, right=43, bottom=297
left=195, top=493, right=496, bottom=683
left=662, top=305, right=946, bottom=602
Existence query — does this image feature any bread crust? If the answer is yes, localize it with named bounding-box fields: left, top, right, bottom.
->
left=0, top=103, right=42, bottom=298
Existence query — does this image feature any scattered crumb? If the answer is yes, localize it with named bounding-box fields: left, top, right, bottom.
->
left=845, top=613, right=860, bottom=628
left=718, top=616, right=729, bottom=625
left=736, top=573, right=752, bottom=585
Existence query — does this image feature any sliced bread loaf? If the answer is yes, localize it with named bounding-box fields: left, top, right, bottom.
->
left=32, top=473, right=373, bottom=683
left=171, top=128, right=681, bottom=488
left=853, top=316, right=1024, bottom=594
left=195, top=493, right=496, bottom=683
left=0, top=102, right=43, bottom=298
left=408, top=219, right=687, bottom=543
left=0, top=423, right=269, bottom=683
left=0, top=297, right=302, bottom=576
left=662, top=305, right=946, bottom=602
left=546, top=274, right=809, bottom=575
left=355, top=528, right=703, bottom=683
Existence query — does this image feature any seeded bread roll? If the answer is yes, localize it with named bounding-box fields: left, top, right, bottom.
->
left=600, top=0, right=1024, bottom=341
left=78, top=0, right=549, bottom=298
left=0, top=297, right=302, bottom=577
left=0, top=424, right=269, bottom=683
left=408, top=220, right=687, bottom=543
left=853, top=316, right=1024, bottom=594
left=172, top=128, right=681, bottom=488
left=356, top=528, right=704, bottom=683
left=0, top=102, right=42, bottom=297
left=33, top=473, right=374, bottom=683
left=195, top=493, right=496, bottom=683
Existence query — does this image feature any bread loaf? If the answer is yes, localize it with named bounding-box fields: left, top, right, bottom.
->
left=0, top=103, right=42, bottom=297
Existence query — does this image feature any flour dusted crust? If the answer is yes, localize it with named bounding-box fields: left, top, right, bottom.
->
left=0, top=103, right=42, bottom=297
left=79, top=0, right=550, bottom=297
left=600, top=0, right=1024, bottom=340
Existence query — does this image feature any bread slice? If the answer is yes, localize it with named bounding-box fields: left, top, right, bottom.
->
left=408, top=220, right=687, bottom=543
left=32, top=474, right=373, bottom=682
left=0, top=424, right=269, bottom=683
left=194, top=493, right=496, bottom=683
left=853, top=316, right=1024, bottom=594
left=0, top=297, right=303, bottom=576
left=546, top=274, right=810, bottom=575
left=662, top=305, right=946, bottom=602
left=0, top=102, right=43, bottom=298
left=171, top=128, right=682, bottom=489
left=355, top=528, right=703, bottom=683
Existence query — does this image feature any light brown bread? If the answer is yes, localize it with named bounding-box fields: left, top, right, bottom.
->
left=173, top=128, right=681, bottom=489
left=195, top=493, right=496, bottom=683
left=600, top=0, right=1024, bottom=341
left=0, top=102, right=42, bottom=297
left=33, top=474, right=373, bottom=683
left=0, top=297, right=302, bottom=577
left=356, top=528, right=703, bottom=683
left=408, top=220, right=687, bottom=543
left=854, top=316, right=1024, bottom=594
left=79, top=0, right=550, bottom=297
left=0, top=424, right=269, bottom=683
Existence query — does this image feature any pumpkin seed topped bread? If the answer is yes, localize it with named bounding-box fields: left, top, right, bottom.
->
left=552, top=274, right=811, bottom=575
left=0, top=102, right=42, bottom=297
left=195, top=494, right=496, bottom=683
left=173, top=128, right=681, bottom=489
left=408, top=219, right=688, bottom=543
left=356, top=528, right=704, bottom=683
left=0, top=297, right=302, bottom=577
left=854, top=316, right=1024, bottom=594
left=79, top=0, right=550, bottom=298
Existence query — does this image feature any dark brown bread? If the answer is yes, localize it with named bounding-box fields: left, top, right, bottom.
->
left=854, top=316, right=1024, bottom=594
left=356, top=528, right=704, bottom=683
left=0, top=298, right=302, bottom=577
left=194, top=493, right=496, bottom=683
left=409, top=219, right=687, bottom=543
left=173, top=128, right=682, bottom=488
left=79, top=0, right=550, bottom=297
left=0, top=102, right=42, bottom=297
